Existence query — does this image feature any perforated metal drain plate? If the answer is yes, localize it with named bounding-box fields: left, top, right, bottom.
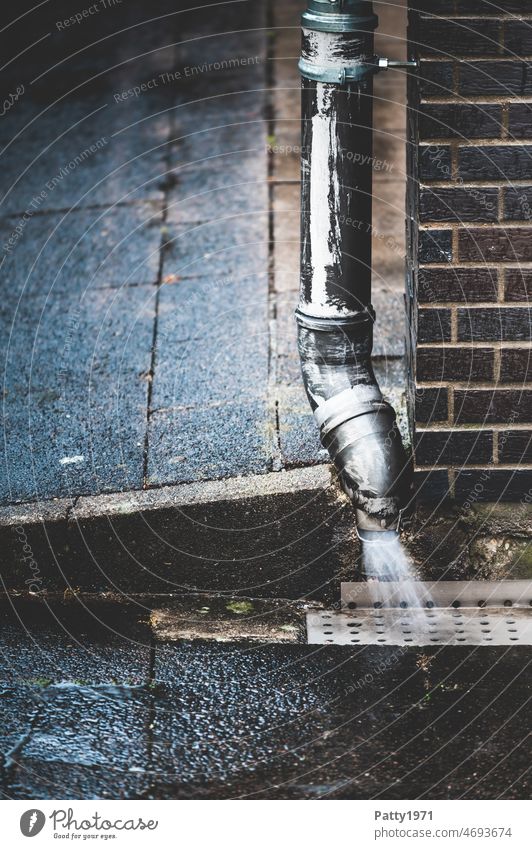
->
left=307, top=581, right=532, bottom=646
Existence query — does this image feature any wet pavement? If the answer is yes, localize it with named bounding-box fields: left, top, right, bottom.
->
left=1, top=599, right=530, bottom=800
left=0, top=0, right=417, bottom=603
left=4, top=0, right=528, bottom=805
left=1, top=0, right=407, bottom=507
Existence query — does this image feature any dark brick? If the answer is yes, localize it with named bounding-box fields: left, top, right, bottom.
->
left=419, top=61, right=454, bottom=98
left=416, top=347, right=494, bottom=381
left=459, top=62, right=532, bottom=97
left=415, top=387, right=449, bottom=423
left=418, top=308, right=452, bottom=342
left=454, top=390, right=532, bottom=423
left=455, top=469, right=532, bottom=502
left=504, top=186, right=532, bottom=221
left=500, top=348, right=532, bottom=382
left=418, top=268, right=498, bottom=303
left=459, top=228, right=532, bottom=262
left=415, top=429, right=493, bottom=466
left=505, top=269, right=532, bottom=301
left=420, top=145, right=452, bottom=181
left=498, top=430, right=532, bottom=464
left=458, top=145, right=532, bottom=181
left=419, top=187, right=498, bottom=222
left=458, top=307, right=531, bottom=341
left=505, top=22, right=532, bottom=57
left=419, top=229, right=453, bottom=263
left=419, top=104, right=502, bottom=140
left=413, top=469, right=451, bottom=503
left=417, top=19, right=501, bottom=58
left=508, top=103, right=532, bottom=140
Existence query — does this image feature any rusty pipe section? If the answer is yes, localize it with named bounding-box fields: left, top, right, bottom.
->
left=297, top=0, right=409, bottom=534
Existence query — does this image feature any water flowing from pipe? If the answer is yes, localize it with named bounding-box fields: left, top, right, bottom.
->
left=362, top=532, right=432, bottom=614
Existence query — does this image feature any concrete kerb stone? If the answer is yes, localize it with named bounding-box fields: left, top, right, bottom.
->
left=0, top=466, right=359, bottom=602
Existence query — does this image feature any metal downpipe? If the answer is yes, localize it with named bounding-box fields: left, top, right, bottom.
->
left=297, top=0, right=410, bottom=536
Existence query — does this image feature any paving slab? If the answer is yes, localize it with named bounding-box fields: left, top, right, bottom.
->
left=151, top=594, right=308, bottom=643
left=147, top=399, right=274, bottom=485
left=159, top=215, right=268, bottom=283
left=0, top=96, right=171, bottom=215
left=0, top=586, right=528, bottom=800
left=147, top=643, right=531, bottom=800
left=0, top=599, right=150, bottom=685
left=7, top=685, right=152, bottom=799
left=0, top=597, right=152, bottom=799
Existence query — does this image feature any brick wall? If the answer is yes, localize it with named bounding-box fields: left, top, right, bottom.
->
left=407, top=0, right=532, bottom=504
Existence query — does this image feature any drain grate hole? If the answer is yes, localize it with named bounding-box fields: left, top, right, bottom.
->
left=504, top=600, right=513, bottom=607
left=347, top=602, right=357, bottom=610
left=400, top=602, right=408, bottom=609
left=426, top=601, right=435, bottom=609
left=452, top=601, right=461, bottom=609
left=478, top=600, right=486, bottom=608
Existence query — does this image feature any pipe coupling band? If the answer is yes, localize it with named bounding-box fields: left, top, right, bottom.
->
left=299, top=56, right=379, bottom=84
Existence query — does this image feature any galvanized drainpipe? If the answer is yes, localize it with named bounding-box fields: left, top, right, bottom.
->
left=297, top=0, right=415, bottom=541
